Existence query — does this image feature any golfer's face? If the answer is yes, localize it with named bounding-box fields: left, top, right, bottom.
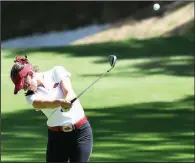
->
left=23, top=74, right=37, bottom=92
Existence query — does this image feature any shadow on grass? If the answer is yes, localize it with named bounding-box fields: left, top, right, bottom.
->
left=5, top=35, right=194, bottom=60
left=1, top=95, right=194, bottom=162
left=4, top=35, right=194, bottom=77
left=81, top=56, right=194, bottom=78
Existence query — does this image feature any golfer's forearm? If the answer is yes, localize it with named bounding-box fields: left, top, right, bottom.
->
left=65, top=90, right=76, bottom=102
left=59, top=79, right=76, bottom=101
left=33, top=99, right=63, bottom=110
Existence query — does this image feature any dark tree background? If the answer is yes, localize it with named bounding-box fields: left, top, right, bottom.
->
left=1, top=1, right=179, bottom=41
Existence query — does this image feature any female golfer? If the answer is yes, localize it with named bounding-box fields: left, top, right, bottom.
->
left=10, top=56, right=93, bottom=162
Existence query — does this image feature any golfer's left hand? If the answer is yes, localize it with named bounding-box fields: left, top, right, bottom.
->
left=60, top=99, right=72, bottom=112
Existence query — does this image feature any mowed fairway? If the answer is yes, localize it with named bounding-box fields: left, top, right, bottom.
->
left=1, top=36, right=194, bottom=162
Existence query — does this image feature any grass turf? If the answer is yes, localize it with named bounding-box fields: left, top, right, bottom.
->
left=1, top=35, right=194, bottom=162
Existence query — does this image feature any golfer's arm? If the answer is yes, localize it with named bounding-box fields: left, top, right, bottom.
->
left=60, top=78, right=76, bottom=101
left=32, top=99, right=63, bottom=110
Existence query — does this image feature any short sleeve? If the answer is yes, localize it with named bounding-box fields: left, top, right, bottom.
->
left=26, top=94, right=37, bottom=105
left=53, top=66, right=71, bottom=83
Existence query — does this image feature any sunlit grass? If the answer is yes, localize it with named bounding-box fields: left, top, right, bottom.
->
left=1, top=35, right=194, bottom=162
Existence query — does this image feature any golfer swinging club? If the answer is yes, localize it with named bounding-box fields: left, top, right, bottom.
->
left=10, top=56, right=93, bottom=162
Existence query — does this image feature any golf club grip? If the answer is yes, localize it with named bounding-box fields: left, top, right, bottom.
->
left=70, top=97, right=77, bottom=104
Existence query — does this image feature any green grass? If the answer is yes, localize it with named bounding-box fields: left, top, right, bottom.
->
left=1, top=35, right=194, bottom=162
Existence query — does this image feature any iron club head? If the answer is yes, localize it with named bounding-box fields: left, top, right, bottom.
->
left=108, top=55, right=117, bottom=67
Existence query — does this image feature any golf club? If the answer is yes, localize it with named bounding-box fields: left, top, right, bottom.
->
left=70, top=55, right=117, bottom=104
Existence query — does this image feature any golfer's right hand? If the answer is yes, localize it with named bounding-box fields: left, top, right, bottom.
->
left=60, top=99, right=72, bottom=112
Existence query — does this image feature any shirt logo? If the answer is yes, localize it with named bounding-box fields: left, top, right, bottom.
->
left=53, top=83, right=59, bottom=88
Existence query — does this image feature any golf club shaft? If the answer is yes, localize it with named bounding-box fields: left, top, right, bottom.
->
left=70, top=67, right=114, bottom=103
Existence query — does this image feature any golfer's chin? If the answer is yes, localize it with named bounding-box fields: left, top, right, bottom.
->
left=31, top=88, right=37, bottom=93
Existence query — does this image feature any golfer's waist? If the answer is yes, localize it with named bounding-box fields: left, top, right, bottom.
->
left=48, top=116, right=88, bottom=132
left=46, top=107, right=85, bottom=126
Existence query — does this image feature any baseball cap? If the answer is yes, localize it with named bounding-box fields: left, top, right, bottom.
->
left=12, top=64, right=32, bottom=94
